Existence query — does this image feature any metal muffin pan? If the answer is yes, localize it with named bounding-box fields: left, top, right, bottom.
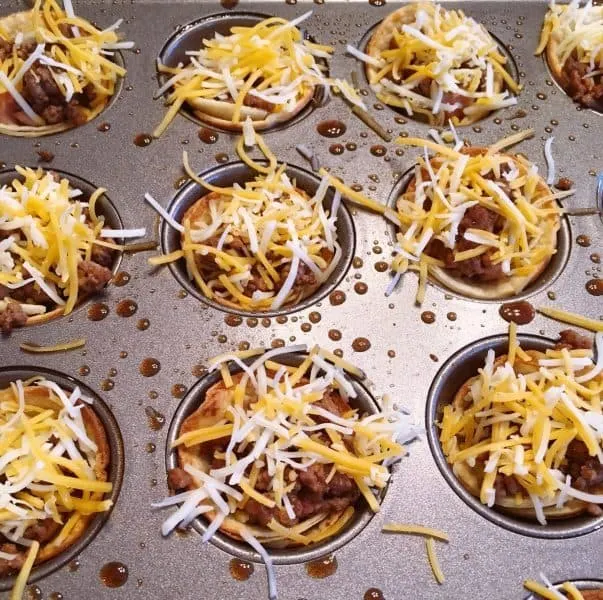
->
left=161, top=160, right=356, bottom=317
left=0, top=1, right=600, bottom=599
left=0, top=366, right=125, bottom=591
left=165, top=351, right=383, bottom=565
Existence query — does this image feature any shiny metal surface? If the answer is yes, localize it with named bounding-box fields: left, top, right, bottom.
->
left=0, top=1, right=600, bottom=599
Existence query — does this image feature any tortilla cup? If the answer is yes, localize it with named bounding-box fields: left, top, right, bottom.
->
left=1, top=384, right=110, bottom=570
left=175, top=373, right=350, bottom=547
left=0, top=11, right=113, bottom=137
left=400, top=146, right=560, bottom=300
left=365, top=4, right=506, bottom=126
left=185, top=84, right=315, bottom=132
left=449, top=350, right=591, bottom=521
left=181, top=189, right=326, bottom=310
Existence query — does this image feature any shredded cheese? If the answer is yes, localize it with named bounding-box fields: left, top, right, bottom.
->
left=153, top=12, right=364, bottom=136
left=382, top=523, right=449, bottom=542
left=383, top=134, right=561, bottom=302
left=536, top=0, right=603, bottom=85
left=147, top=130, right=342, bottom=311
left=0, top=167, right=116, bottom=321
left=440, top=324, right=603, bottom=525
left=0, top=0, right=131, bottom=130
left=1, top=378, right=112, bottom=594
left=9, top=541, right=39, bottom=600
left=155, top=346, right=420, bottom=595
left=538, top=307, right=603, bottom=332
left=20, top=338, right=86, bottom=353
left=350, top=2, right=520, bottom=125
left=425, top=537, right=445, bottom=584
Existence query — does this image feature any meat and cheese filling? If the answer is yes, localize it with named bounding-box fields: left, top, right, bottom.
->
left=387, top=132, right=565, bottom=302
left=349, top=3, right=519, bottom=125
left=153, top=11, right=365, bottom=136
left=0, top=378, right=112, bottom=594
left=156, top=345, right=419, bottom=598
left=440, top=327, right=603, bottom=525
left=0, top=0, right=132, bottom=137
left=536, top=0, right=603, bottom=112
left=0, top=167, right=121, bottom=334
left=148, top=129, right=342, bottom=312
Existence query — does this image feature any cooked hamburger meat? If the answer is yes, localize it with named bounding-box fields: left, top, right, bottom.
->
left=245, top=464, right=359, bottom=527
left=562, top=51, right=603, bottom=111
left=10, top=280, right=53, bottom=305
left=0, top=543, right=25, bottom=575
left=442, top=92, right=472, bottom=121
left=77, top=260, right=112, bottom=295
left=0, top=301, right=27, bottom=334
left=494, top=473, right=522, bottom=501
left=91, top=243, right=115, bottom=269
left=313, top=387, right=353, bottom=419
left=0, top=39, right=12, bottom=61
left=556, top=329, right=593, bottom=350
left=167, top=467, right=193, bottom=493
left=0, top=518, right=61, bottom=575
left=425, top=204, right=506, bottom=282
left=18, top=63, right=92, bottom=127
left=25, top=518, right=61, bottom=543
left=566, top=440, right=603, bottom=516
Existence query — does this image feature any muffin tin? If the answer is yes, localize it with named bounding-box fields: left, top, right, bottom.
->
left=0, top=1, right=601, bottom=599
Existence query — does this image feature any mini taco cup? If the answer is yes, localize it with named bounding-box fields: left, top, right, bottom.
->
left=174, top=373, right=349, bottom=547
left=180, top=187, right=329, bottom=311
left=0, top=383, right=110, bottom=574
left=365, top=4, right=508, bottom=126
left=0, top=5, right=125, bottom=137
left=400, top=146, right=560, bottom=300
left=448, top=349, right=597, bottom=522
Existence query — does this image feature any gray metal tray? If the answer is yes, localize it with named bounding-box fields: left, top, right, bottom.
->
left=0, top=1, right=601, bottom=599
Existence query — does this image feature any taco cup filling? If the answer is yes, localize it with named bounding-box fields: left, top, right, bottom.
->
left=0, top=377, right=112, bottom=591
left=387, top=132, right=565, bottom=302
left=0, top=167, right=129, bottom=334
left=153, top=11, right=365, bottom=137
left=349, top=2, right=520, bottom=125
left=0, top=0, right=132, bottom=135
left=439, top=327, right=603, bottom=525
left=156, top=345, right=419, bottom=595
left=148, top=130, right=344, bottom=312
left=536, top=0, right=602, bottom=112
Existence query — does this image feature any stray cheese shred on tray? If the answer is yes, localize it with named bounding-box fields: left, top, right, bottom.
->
left=153, top=344, right=421, bottom=600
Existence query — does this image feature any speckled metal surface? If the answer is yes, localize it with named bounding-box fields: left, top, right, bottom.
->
left=0, top=1, right=601, bottom=599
